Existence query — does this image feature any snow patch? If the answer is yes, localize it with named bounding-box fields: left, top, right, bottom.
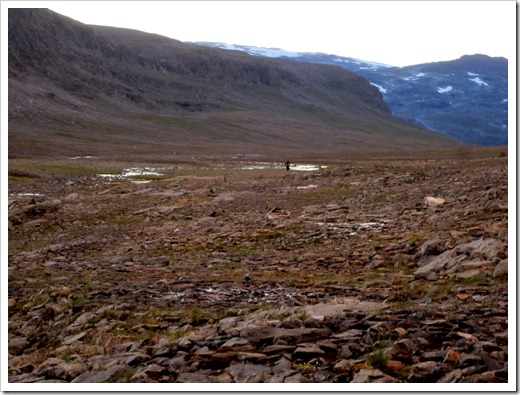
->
left=246, top=47, right=300, bottom=58
left=469, top=77, right=489, bottom=86
left=212, top=43, right=300, bottom=58
left=437, top=86, right=452, bottom=93
left=467, top=71, right=479, bottom=76
left=352, top=58, right=393, bottom=68
left=402, top=72, right=426, bottom=81
left=370, top=83, right=387, bottom=94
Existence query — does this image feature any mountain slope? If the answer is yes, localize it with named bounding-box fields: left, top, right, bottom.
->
left=198, top=43, right=507, bottom=146
left=8, top=9, right=460, bottom=159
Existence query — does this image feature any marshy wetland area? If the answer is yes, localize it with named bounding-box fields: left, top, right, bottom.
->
left=7, top=147, right=510, bottom=385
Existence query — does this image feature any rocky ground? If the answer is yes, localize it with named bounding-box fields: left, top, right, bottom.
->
left=7, top=149, right=509, bottom=385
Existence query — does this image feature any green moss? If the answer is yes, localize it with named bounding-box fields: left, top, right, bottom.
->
left=459, top=275, right=492, bottom=286
left=295, top=363, right=317, bottom=373
left=408, top=235, right=423, bottom=247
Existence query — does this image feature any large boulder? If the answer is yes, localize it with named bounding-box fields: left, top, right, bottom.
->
left=415, top=239, right=505, bottom=279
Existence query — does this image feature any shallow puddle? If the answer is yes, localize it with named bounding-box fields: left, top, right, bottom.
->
left=9, top=193, right=43, bottom=197
left=240, top=162, right=327, bottom=171
left=97, top=167, right=170, bottom=183
left=316, top=220, right=388, bottom=235
left=296, top=184, right=319, bottom=190
left=68, top=155, right=97, bottom=160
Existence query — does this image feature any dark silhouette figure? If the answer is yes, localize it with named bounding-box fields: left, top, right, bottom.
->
left=285, top=160, right=290, bottom=171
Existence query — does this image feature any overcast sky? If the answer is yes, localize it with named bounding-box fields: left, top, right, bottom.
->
left=24, top=1, right=513, bottom=67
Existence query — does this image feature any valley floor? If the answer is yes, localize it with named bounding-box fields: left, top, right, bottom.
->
left=6, top=147, right=509, bottom=386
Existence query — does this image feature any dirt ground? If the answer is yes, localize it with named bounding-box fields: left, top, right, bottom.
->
left=6, top=147, right=510, bottom=384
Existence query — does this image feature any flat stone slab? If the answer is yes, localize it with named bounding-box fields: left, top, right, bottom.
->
left=303, top=298, right=383, bottom=319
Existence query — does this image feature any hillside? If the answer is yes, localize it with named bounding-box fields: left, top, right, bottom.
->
left=8, top=8, right=460, bottom=159
left=198, top=43, right=508, bottom=146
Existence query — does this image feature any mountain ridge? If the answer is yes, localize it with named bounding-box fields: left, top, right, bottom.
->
left=8, top=8, right=461, bottom=159
left=196, top=42, right=507, bottom=146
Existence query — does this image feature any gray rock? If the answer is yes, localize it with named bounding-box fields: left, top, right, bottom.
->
left=386, top=338, right=416, bottom=362
left=284, top=373, right=312, bottom=383
left=426, top=272, right=438, bottom=281
left=72, top=364, right=132, bottom=383
left=334, top=359, right=355, bottom=372
left=437, top=368, right=463, bottom=383
left=456, top=239, right=504, bottom=261
left=113, top=342, right=134, bottom=355
left=8, top=372, right=42, bottom=383
left=227, top=363, right=272, bottom=383
left=420, top=239, right=443, bottom=256
left=493, top=259, right=508, bottom=277
left=273, top=327, right=332, bottom=345
left=265, top=373, right=289, bottom=383
left=293, top=344, right=326, bottom=359
left=8, top=336, right=28, bottom=355
left=408, top=361, right=440, bottom=381
left=236, top=352, right=269, bottom=363
left=62, top=331, right=87, bottom=346
left=311, top=370, right=332, bottom=383
left=338, top=345, right=353, bottom=359
left=72, top=313, right=95, bottom=328
left=460, top=370, right=508, bottom=383
left=168, top=354, right=190, bottom=371
left=415, top=252, right=466, bottom=278
left=239, top=325, right=281, bottom=345
left=455, top=268, right=490, bottom=279
left=478, top=350, right=504, bottom=371
left=131, top=364, right=167, bottom=382
left=221, top=337, right=251, bottom=349
left=35, top=359, right=87, bottom=381
left=125, top=352, right=151, bottom=366
left=217, top=316, right=241, bottom=334
left=176, top=372, right=215, bottom=383
left=23, top=218, right=49, bottom=228
left=272, top=357, right=292, bottom=375
left=263, top=344, right=296, bottom=355
left=415, top=238, right=504, bottom=278
left=351, top=369, right=396, bottom=383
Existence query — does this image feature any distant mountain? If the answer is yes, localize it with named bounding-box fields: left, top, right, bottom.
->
left=196, top=43, right=508, bottom=146
left=8, top=9, right=460, bottom=159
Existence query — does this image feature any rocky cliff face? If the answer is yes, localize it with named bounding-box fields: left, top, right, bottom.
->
left=8, top=8, right=459, bottom=158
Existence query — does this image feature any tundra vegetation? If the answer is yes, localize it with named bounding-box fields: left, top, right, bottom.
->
left=7, top=147, right=508, bottom=384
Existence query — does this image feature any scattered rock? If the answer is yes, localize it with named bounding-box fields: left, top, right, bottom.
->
left=493, top=259, right=507, bottom=277
left=8, top=155, right=508, bottom=384
left=72, top=364, right=133, bottom=383
left=227, top=363, right=272, bottom=383
left=425, top=196, right=445, bottom=208
left=352, top=369, right=396, bottom=383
